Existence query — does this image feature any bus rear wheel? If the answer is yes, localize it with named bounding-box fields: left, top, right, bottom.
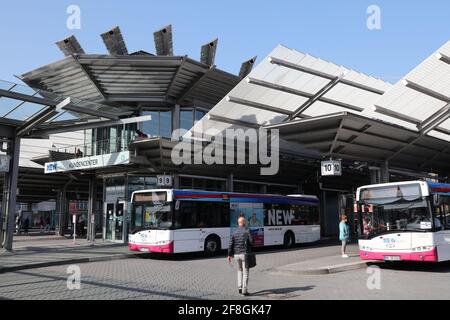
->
left=283, top=231, right=295, bottom=249
left=204, top=236, right=221, bottom=256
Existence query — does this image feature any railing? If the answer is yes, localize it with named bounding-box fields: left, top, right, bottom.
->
left=53, top=136, right=137, bottom=158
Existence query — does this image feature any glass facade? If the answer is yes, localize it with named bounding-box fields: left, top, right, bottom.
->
left=142, top=110, right=172, bottom=138
left=179, top=108, right=207, bottom=131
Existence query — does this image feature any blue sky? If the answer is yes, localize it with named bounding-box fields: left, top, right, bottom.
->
left=0, top=0, right=449, bottom=83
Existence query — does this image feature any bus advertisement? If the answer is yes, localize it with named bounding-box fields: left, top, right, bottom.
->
left=128, top=189, right=320, bottom=255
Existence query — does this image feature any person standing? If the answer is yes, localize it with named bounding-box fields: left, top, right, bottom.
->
left=23, top=217, right=30, bottom=234
left=339, top=214, right=350, bottom=258
left=227, top=216, right=253, bottom=296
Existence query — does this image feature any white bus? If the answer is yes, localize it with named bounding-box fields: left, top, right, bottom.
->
left=356, top=181, right=450, bottom=262
left=128, top=189, right=320, bottom=255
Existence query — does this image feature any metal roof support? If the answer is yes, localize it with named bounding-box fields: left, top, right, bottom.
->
left=58, top=97, right=119, bottom=120
left=35, top=115, right=152, bottom=136
left=55, top=35, right=85, bottom=56
left=403, top=79, right=450, bottom=103
left=72, top=56, right=108, bottom=100
left=207, top=113, right=260, bottom=129
left=16, top=98, right=71, bottom=137
left=246, top=77, right=364, bottom=113
left=268, top=56, right=385, bottom=95
left=418, top=103, right=450, bottom=134
left=0, top=88, right=55, bottom=106
left=239, top=56, right=257, bottom=78
left=374, top=105, right=421, bottom=125
left=100, top=26, right=129, bottom=55
left=226, top=96, right=293, bottom=115
left=436, top=52, right=450, bottom=65
left=286, top=72, right=348, bottom=122
left=177, top=67, right=214, bottom=104
left=153, top=25, right=173, bottom=56
left=329, top=118, right=345, bottom=155
left=166, top=56, right=187, bottom=99
left=200, top=39, right=218, bottom=66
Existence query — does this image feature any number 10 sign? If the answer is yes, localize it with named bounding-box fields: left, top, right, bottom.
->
left=321, top=160, right=342, bottom=176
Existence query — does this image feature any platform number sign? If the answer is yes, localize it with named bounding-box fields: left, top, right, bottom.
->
left=321, top=160, right=342, bottom=176
left=157, top=175, right=173, bottom=187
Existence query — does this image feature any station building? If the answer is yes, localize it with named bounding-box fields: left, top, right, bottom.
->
left=1, top=25, right=450, bottom=248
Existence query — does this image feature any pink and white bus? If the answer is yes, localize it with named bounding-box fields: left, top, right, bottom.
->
left=128, top=189, right=320, bottom=255
left=356, top=181, right=450, bottom=262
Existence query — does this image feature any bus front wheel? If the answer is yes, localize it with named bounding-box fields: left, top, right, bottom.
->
left=204, top=236, right=221, bottom=256
left=283, top=231, right=295, bottom=249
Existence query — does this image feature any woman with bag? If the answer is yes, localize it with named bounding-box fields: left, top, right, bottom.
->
left=227, top=216, right=255, bottom=296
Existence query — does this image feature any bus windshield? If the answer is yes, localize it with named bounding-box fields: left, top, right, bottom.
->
left=358, top=184, right=432, bottom=238
left=132, top=201, right=173, bottom=231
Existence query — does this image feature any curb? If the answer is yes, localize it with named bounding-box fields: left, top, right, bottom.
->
left=268, top=261, right=376, bottom=276
left=0, top=253, right=144, bottom=274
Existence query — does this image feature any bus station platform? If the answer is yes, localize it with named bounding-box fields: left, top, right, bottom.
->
left=268, top=244, right=374, bottom=275
left=0, top=238, right=142, bottom=274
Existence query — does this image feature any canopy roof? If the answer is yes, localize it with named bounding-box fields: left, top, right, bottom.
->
left=189, top=43, right=450, bottom=175
left=265, top=112, right=450, bottom=173
left=20, top=54, right=240, bottom=107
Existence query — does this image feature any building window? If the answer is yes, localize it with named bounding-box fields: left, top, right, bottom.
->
left=180, top=110, right=194, bottom=131
left=142, top=110, right=172, bottom=138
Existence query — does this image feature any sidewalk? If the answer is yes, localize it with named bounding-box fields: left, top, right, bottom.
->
left=0, top=237, right=142, bottom=274
left=268, top=244, right=376, bottom=275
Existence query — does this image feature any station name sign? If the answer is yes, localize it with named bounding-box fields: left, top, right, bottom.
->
left=45, top=151, right=130, bottom=174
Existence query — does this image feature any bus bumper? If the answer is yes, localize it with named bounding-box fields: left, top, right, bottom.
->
left=359, top=247, right=438, bottom=262
left=128, top=241, right=174, bottom=254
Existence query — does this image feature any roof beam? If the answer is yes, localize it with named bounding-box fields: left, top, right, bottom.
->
left=72, top=56, right=108, bottom=100
left=200, top=39, right=218, bottom=66
left=417, top=103, right=450, bottom=134
left=239, top=56, right=257, bottom=78
left=55, top=35, right=85, bottom=56
left=34, top=115, right=152, bottom=136
left=403, top=79, right=450, bottom=103
left=153, top=25, right=173, bottom=56
left=286, top=71, right=349, bottom=121
left=207, top=113, right=260, bottom=129
left=57, top=97, right=119, bottom=120
left=436, top=51, right=450, bottom=66
left=177, top=67, right=213, bottom=103
left=16, top=99, right=71, bottom=137
left=166, top=56, right=187, bottom=98
left=0, top=88, right=55, bottom=106
left=226, top=96, right=293, bottom=115
left=100, top=26, right=128, bottom=55
left=268, top=56, right=385, bottom=95
left=247, top=77, right=364, bottom=113
left=373, top=105, right=421, bottom=125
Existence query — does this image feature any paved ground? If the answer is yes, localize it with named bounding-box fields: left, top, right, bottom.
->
left=0, top=236, right=136, bottom=271
left=1, top=241, right=450, bottom=300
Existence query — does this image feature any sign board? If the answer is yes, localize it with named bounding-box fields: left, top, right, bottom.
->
left=45, top=151, right=130, bottom=174
left=0, top=155, right=10, bottom=173
left=157, top=175, right=172, bottom=187
left=321, top=160, right=342, bottom=176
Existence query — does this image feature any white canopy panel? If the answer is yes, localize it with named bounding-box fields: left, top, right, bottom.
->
left=375, top=40, right=450, bottom=141
left=190, top=44, right=417, bottom=138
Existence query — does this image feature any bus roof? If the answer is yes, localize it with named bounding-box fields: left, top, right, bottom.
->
left=131, top=189, right=319, bottom=205
left=355, top=180, right=450, bottom=201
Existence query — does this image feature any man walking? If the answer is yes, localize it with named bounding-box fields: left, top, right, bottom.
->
left=227, top=216, right=253, bottom=296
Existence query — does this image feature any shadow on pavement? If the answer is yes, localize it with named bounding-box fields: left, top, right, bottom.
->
left=251, top=286, right=315, bottom=299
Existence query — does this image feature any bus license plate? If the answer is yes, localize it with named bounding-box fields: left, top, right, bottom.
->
left=139, top=248, right=150, bottom=252
left=384, top=256, right=400, bottom=261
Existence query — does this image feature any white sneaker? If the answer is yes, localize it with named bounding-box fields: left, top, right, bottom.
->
left=342, top=254, right=349, bottom=258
